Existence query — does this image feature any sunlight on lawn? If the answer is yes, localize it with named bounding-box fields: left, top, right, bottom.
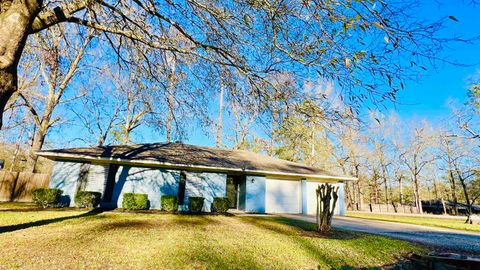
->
left=347, top=212, right=480, bottom=233
left=0, top=205, right=424, bottom=270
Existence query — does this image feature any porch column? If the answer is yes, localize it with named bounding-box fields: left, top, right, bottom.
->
left=338, top=182, right=345, bottom=216
left=301, top=179, right=308, bottom=215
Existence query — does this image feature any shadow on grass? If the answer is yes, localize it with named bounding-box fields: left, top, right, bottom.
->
left=0, top=209, right=104, bottom=234
left=253, top=216, right=360, bottom=240
left=241, top=216, right=414, bottom=269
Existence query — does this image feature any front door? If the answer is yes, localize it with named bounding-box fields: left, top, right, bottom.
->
left=226, top=176, right=238, bottom=208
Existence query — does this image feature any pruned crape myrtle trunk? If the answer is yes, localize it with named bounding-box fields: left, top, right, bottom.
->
left=316, top=183, right=339, bottom=233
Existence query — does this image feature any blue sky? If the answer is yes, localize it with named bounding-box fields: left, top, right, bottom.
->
left=391, top=1, right=480, bottom=123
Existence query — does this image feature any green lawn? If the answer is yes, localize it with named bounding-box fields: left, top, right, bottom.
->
left=0, top=202, right=37, bottom=210
left=0, top=204, right=425, bottom=270
left=347, top=212, right=480, bottom=233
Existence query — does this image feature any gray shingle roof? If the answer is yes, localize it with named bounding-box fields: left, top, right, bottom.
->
left=38, top=142, right=355, bottom=180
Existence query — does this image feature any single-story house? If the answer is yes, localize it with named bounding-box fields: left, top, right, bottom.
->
left=38, top=142, right=356, bottom=215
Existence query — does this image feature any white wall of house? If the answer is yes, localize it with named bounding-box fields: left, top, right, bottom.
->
left=265, top=178, right=301, bottom=213
left=185, top=171, right=227, bottom=212
left=48, top=160, right=346, bottom=215
left=85, top=164, right=109, bottom=193
left=49, top=161, right=82, bottom=207
left=113, top=166, right=180, bottom=209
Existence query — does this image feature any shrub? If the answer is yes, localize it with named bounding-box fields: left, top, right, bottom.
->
left=188, top=197, right=204, bottom=212
left=161, top=195, right=179, bottom=212
left=212, top=197, right=231, bottom=213
left=32, top=188, right=63, bottom=208
left=122, top=193, right=149, bottom=210
left=75, top=191, right=102, bottom=208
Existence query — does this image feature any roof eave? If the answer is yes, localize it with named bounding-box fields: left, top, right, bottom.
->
left=37, top=151, right=357, bottom=182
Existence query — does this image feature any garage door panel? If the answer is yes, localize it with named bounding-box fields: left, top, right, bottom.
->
left=306, top=181, right=342, bottom=215
left=265, top=179, right=300, bottom=213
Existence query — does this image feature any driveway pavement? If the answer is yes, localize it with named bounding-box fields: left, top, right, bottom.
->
left=281, top=214, right=480, bottom=254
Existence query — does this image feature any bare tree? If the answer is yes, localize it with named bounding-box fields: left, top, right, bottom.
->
left=69, top=83, right=120, bottom=147
left=401, top=126, right=435, bottom=214
left=19, top=26, right=93, bottom=172
left=109, top=67, right=156, bottom=144
left=439, top=135, right=460, bottom=214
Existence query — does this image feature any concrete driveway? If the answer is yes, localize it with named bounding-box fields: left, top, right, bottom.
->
left=281, top=214, right=480, bottom=254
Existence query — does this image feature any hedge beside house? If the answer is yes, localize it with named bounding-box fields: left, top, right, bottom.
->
left=161, top=195, right=179, bottom=212
left=189, top=197, right=204, bottom=212
left=123, top=193, right=149, bottom=210
left=212, top=197, right=230, bottom=213
left=32, top=188, right=63, bottom=208
left=75, top=191, right=102, bottom=208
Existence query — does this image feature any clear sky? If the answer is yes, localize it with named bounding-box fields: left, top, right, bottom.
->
left=390, top=1, right=480, bottom=123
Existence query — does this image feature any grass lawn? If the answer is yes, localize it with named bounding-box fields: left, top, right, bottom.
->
left=0, top=204, right=425, bottom=270
left=347, top=212, right=480, bottom=233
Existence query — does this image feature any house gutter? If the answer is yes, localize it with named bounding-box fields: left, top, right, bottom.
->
left=37, top=151, right=358, bottom=182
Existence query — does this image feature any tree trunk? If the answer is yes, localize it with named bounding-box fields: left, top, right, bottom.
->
left=216, top=82, right=223, bottom=148
left=413, top=174, right=423, bottom=214
left=0, top=1, right=42, bottom=129
left=166, top=76, right=174, bottom=143
left=0, top=69, right=17, bottom=129
left=373, top=173, right=379, bottom=204
left=398, top=176, right=404, bottom=205
left=448, top=169, right=458, bottom=215
left=25, top=124, right=47, bottom=173
left=432, top=174, right=439, bottom=199
left=382, top=166, right=389, bottom=211
left=316, top=183, right=339, bottom=233
left=351, top=182, right=357, bottom=210
left=356, top=180, right=363, bottom=210
left=165, top=52, right=176, bottom=143
left=268, top=111, right=278, bottom=156
left=457, top=171, right=473, bottom=224
left=344, top=182, right=354, bottom=210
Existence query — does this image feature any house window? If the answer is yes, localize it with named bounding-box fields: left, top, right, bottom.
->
left=178, top=172, right=187, bottom=205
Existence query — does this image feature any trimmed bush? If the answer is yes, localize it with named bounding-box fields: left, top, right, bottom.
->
left=188, top=197, right=205, bottom=212
left=75, top=191, right=102, bottom=208
left=122, top=193, right=149, bottom=210
left=161, top=195, right=179, bottom=212
left=32, top=188, right=63, bottom=208
left=212, top=197, right=231, bottom=213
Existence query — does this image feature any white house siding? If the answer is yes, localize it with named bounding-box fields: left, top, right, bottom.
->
left=245, top=175, right=265, bottom=213
left=84, top=164, right=109, bottom=193
left=113, top=166, right=180, bottom=209
left=49, top=161, right=82, bottom=206
left=304, top=181, right=345, bottom=216
left=265, top=178, right=301, bottom=213
left=185, top=171, right=227, bottom=212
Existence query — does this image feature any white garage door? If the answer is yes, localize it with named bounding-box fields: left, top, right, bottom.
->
left=265, top=179, right=300, bottom=213
left=305, top=182, right=343, bottom=215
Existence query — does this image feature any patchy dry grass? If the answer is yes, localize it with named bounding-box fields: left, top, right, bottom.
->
left=347, top=212, right=480, bottom=233
left=0, top=203, right=425, bottom=270
left=0, top=202, right=36, bottom=210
